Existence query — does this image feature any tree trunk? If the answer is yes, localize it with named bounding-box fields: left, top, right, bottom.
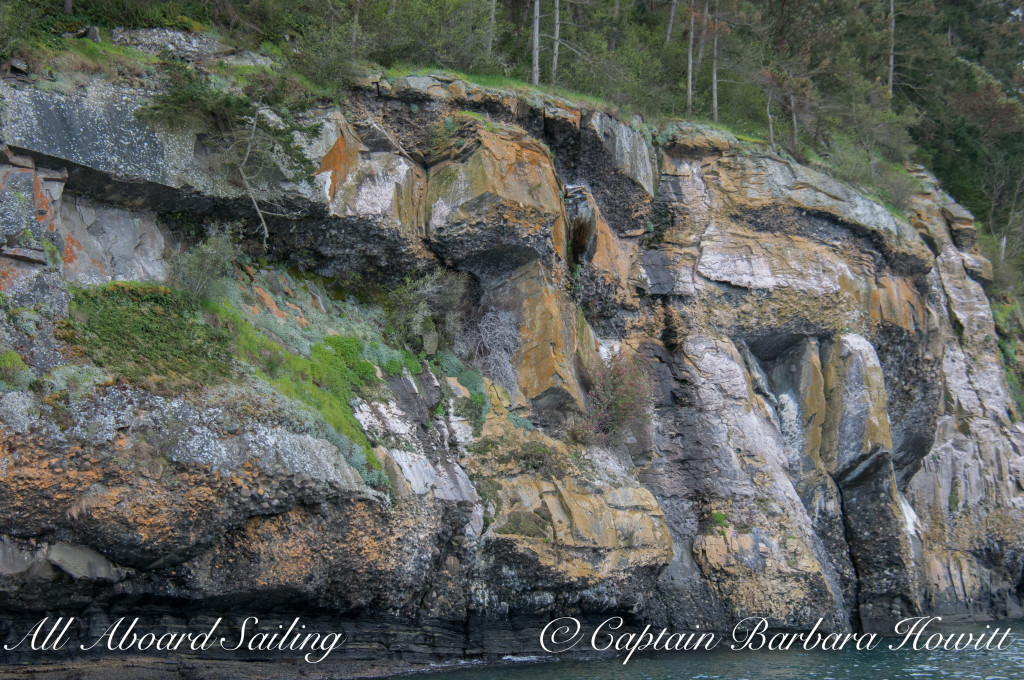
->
left=486, top=0, right=496, bottom=58
left=711, top=0, right=719, bottom=122
left=531, top=0, right=540, bottom=86
left=666, top=0, right=678, bottom=44
left=694, top=0, right=709, bottom=75
left=351, top=0, right=360, bottom=47
left=888, top=0, right=896, bottom=100
left=64, top=0, right=73, bottom=15
left=767, top=88, right=776, bottom=151
left=610, top=0, right=619, bottom=52
left=686, top=2, right=694, bottom=113
left=551, top=0, right=560, bottom=84
left=790, top=91, right=798, bottom=148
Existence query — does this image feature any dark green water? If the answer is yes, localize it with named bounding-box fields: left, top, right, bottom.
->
left=386, top=620, right=1024, bottom=680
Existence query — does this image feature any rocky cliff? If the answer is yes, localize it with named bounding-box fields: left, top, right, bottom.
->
left=2, top=45, right=1023, bottom=673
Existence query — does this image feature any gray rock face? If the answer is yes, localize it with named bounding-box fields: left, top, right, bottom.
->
left=0, top=392, right=36, bottom=435
left=0, top=541, right=34, bottom=575
left=0, top=167, right=39, bottom=241
left=110, top=28, right=230, bottom=61
left=1, top=82, right=199, bottom=194
left=58, top=196, right=169, bottom=285
left=641, top=335, right=850, bottom=632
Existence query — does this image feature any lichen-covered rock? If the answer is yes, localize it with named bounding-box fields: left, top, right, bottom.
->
left=109, top=27, right=230, bottom=61
left=426, top=122, right=566, bottom=279
left=484, top=260, right=584, bottom=410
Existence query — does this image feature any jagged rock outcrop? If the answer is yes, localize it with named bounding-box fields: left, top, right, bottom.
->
left=3, top=55, right=1024, bottom=674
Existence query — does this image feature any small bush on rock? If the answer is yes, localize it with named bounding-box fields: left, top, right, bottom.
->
left=0, top=350, right=31, bottom=390
left=494, top=510, right=551, bottom=539
left=581, top=349, right=653, bottom=448
left=473, top=309, right=520, bottom=394
left=137, top=62, right=253, bottom=131
left=167, top=229, right=241, bottom=300
left=384, top=270, right=468, bottom=353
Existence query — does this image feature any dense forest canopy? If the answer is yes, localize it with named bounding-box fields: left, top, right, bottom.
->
left=3, top=1, right=1024, bottom=291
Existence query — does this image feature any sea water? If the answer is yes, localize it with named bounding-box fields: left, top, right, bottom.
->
left=385, top=620, right=1024, bottom=680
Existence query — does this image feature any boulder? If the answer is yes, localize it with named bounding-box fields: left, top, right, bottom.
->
left=46, top=543, right=121, bottom=581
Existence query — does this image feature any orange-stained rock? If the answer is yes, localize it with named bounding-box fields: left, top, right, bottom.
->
left=316, top=117, right=362, bottom=203
left=870, top=274, right=925, bottom=332
left=252, top=286, right=288, bottom=319
left=486, top=259, right=583, bottom=410
left=426, top=119, right=567, bottom=276
left=285, top=301, right=312, bottom=328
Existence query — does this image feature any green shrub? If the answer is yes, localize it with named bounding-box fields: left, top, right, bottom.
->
left=167, top=229, right=241, bottom=299
left=288, top=23, right=361, bottom=102
left=1005, top=363, right=1024, bottom=419
left=457, top=368, right=485, bottom=396
left=137, top=62, right=253, bottom=131
left=465, top=437, right=499, bottom=456
left=494, top=510, right=550, bottom=539
left=455, top=393, right=488, bottom=435
left=64, top=1, right=213, bottom=30
left=514, top=441, right=550, bottom=472
left=402, top=349, right=424, bottom=375
left=362, top=341, right=403, bottom=371
left=437, top=349, right=466, bottom=377
left=0, top=0, right=36, bottom=61
left=436, top=350, right=488, bottom=419
left=0, top=350, right=31, bottom=390
left=948, top=480, right=961, bottom=511
left=828, top=144, right=874, bottom=190
left=471, top=473, right=502, bottom=528
left=383, top=270, right=468, bottom=353
left=62, top=282, right=231, bottom=392
left=507, top=412, right=535, bottom=431
left=877, top=163, right=920, bottom=212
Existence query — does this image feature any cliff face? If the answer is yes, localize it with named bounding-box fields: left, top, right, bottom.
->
left=2, top=56, right=1024, bottom=666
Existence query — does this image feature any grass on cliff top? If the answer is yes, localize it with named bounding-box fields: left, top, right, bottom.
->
left=20, top=32, right=158, bottom=85
left=61, top=281, right=232, bottom=393
left=383, top=64, right=613, bottom=112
